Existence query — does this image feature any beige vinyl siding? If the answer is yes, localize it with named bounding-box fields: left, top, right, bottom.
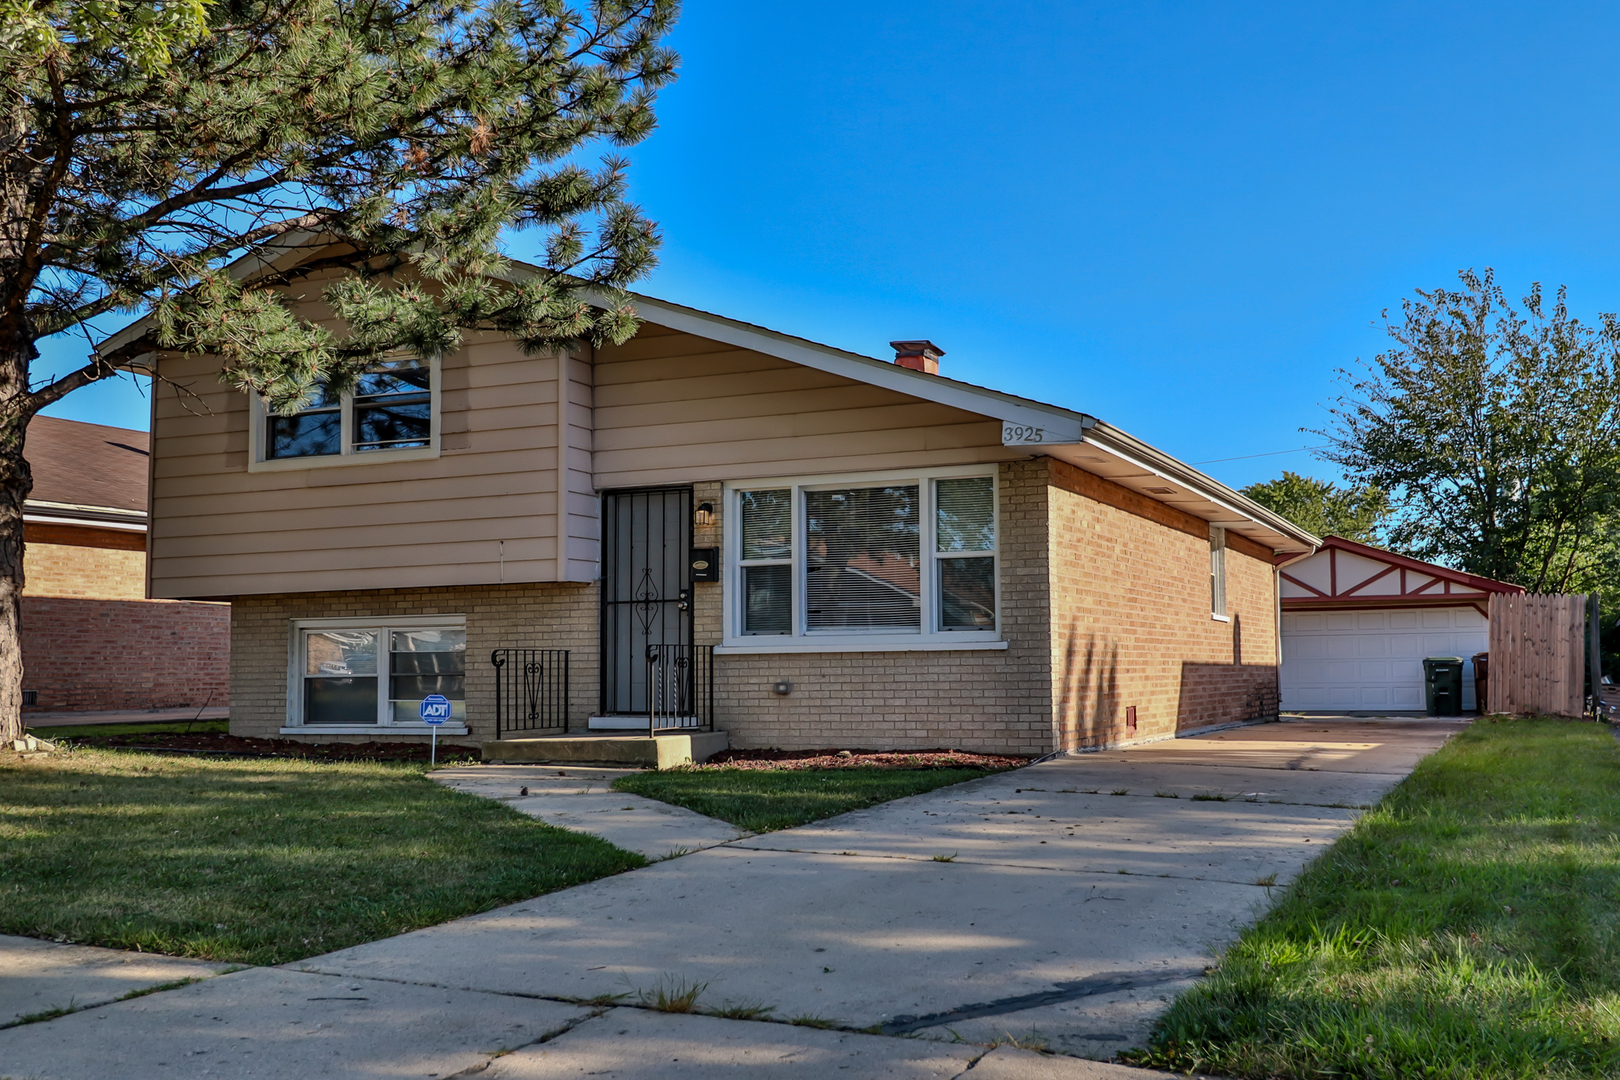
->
left=148, top=315, right=1014, bottom=600
left=591, top=324, right=1017, bottom=489
left=148, top=333, right=581, bottom=599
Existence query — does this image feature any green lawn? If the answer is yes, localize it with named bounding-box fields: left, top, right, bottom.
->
left=0, top=746, right=644, bottom=965
left=612, top=766, right=1004, bottom=832
left=1126, top=717, right=1620, bottom=1080
left=29, top=719, right=231, bottom=738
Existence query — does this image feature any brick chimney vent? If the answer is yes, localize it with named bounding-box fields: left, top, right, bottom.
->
left=890, top=339, right=945, bottom=375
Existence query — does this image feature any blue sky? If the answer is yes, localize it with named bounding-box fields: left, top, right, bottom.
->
left=40, top=1, right=1620, bottom=490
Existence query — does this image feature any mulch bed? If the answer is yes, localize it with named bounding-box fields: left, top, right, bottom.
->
left=56, top=731, right=480, bottom=763
left=697, top=748, right=1030, bottom=771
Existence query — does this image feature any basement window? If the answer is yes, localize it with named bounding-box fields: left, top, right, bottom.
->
left=723, top=466, right=1003, bottom=652
left=286, top=616, right=467, bottom=733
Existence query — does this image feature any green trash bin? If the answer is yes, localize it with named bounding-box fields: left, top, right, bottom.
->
left=1424, top=657, right=1465, bottom=716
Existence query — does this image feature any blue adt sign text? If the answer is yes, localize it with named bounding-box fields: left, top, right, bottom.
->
left=420, top=694, right=452, bottom=724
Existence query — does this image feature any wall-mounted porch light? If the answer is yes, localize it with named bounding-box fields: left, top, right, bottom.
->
left=695, top=502, right=715, bottom=527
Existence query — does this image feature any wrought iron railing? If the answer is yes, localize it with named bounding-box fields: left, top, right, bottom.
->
left=645, top=643, right=714, bottom=735
left=490, top=649, right=570, bottom=738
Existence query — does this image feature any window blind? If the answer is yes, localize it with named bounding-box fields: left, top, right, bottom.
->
left=805, top=485, right=920, bottom=630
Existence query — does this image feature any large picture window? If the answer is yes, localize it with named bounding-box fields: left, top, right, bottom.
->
left=727, top=469, right=1000, bottom=649
left=290, top=617, right=466, bottom=730
left=253, top=356, right=438, bottom=470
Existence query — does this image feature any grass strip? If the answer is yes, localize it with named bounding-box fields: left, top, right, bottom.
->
left=0, top=747, right=644, bottom=966
left=612, top=765, right=1002, bottom=832
left=1125, top=717, right=1620, bottom=1080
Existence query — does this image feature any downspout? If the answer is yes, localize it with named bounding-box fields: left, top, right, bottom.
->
left=556, top=350, right=570, bottom=583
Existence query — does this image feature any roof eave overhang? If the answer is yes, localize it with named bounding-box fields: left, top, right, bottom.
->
left=567, top=286, right=1319, bottom=555
left=94, top=248, right=1323, bottom=554
left=24, top=500, right=148, bottom=529
left=1035, top=423, right=1320, bottom=554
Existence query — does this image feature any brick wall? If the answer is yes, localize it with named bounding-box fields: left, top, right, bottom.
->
left=22, top=597, right=231, bottom=712
left=689, top=461, right=1057, bottom=756
left=23, top=521, right=146, bottom=600
left=1045, top=458, right=1278, bottom=750
left=229, top=582, right=598, bottom=744
left=233, top=456, right=1279, bottom=756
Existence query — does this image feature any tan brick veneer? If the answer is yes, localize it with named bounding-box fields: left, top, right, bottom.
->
left=1046, top=459, right=1278, bottom=750
left=233, top=457, right=1277, bottom=754
left=229, top=582, right=598, bottom=746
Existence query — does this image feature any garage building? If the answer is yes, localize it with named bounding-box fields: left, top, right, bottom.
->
left=1279, top=535, right=1523, bottom=713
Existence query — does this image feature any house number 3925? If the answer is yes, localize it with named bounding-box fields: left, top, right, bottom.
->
left=1002, top=423, right=1044, bottom=444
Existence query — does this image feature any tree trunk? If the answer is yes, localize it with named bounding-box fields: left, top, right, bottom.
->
left=0, top=369, right=31, bottom=747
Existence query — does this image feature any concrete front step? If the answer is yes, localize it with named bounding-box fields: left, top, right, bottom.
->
left=481, top=730, right=728, bottom=768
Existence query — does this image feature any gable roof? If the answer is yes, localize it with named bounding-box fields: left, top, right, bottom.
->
left=24, top=416, right=149, bottom=527
left=93, top=237, right=1319, bottom=553
left=1280, top=534, right=1522, bottom=613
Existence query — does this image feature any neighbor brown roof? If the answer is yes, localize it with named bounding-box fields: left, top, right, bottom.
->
left=25, top=415, right=148, bottom=515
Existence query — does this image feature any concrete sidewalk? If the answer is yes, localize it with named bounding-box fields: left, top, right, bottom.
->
left=0, top=716, right=1460, bottom=1077
left=297, top=716, right=1460, bottom=1057
left=431, top=763, right=749, bottom=859
left=23, top=706, right=230, bottom=729
left=0, top=935, right=235, bottom=1028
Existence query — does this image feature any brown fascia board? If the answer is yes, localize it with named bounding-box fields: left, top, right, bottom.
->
left=1079, top=421, right=1321, bottom=552
left=1316, top=534, right=1524, bottom=595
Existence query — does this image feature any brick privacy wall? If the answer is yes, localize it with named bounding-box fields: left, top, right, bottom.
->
left=22, top=597, right=231, bottom=712
left=1046, top=458, right=1278, bottom=751
left=229, top=582, right=598, bottom=745
left=689, top=461, right=1058, bottom=756
left=23, top=522, right=147, bottom=601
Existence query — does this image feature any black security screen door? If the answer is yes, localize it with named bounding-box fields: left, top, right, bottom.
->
left=601, top=487, right=694, bottom=714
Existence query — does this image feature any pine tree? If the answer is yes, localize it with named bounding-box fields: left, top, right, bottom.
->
left=0, top=0, right=677, bottom=743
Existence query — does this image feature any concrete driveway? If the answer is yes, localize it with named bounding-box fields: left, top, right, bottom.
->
left=0, top=716, right=1462, bottom=1078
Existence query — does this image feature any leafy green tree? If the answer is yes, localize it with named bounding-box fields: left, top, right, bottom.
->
left=1318, top=269, right=1620, bottom=598
left=0, top=0, right=677, bottom=742
left=1241, top=471, right=1387, bottom=545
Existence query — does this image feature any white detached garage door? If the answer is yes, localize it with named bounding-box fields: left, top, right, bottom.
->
left=1280, top=607, right=1487, bottom=712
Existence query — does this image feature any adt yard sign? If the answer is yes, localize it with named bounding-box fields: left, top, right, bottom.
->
left=420, top=694, right=451, bottom=764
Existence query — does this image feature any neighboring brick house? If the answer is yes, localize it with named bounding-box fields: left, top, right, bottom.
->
left=101, top=242, right=1317, bottom=755
left=21, top=415, right=230, bottom=714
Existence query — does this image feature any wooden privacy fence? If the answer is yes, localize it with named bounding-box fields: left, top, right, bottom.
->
left=1487, top=593, right=1589, bottom=718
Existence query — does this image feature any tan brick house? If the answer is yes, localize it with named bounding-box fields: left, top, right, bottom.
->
left=101, top=247, right=1317, bottom=756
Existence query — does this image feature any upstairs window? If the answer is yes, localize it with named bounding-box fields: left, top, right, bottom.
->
left=257, top=357, right=437, bottom=468
left=728, top=469, right=999, bottom=647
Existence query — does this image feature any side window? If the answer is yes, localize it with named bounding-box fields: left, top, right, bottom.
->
left=1210, top=526, right=1227, bottom=618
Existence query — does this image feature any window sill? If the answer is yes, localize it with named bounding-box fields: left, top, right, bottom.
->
left=1211, top=613, right=1231, bottom=623
left=249, top=445, right=440, bottom=473
left=280, top=724, right=469, bottom=736
left=715, top=639, right=1009, bottom=655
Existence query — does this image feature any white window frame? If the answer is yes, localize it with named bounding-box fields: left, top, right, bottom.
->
left=283, top=614, right=469, bottom=734
left=248, top=355, right=442, bottom=473
left=719, top=464, right=1006, bottom=654
left=1210, top=526, right=1229, bottom=621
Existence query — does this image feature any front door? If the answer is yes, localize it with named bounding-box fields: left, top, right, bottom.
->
left=601, top=487, right=694, bottom=714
